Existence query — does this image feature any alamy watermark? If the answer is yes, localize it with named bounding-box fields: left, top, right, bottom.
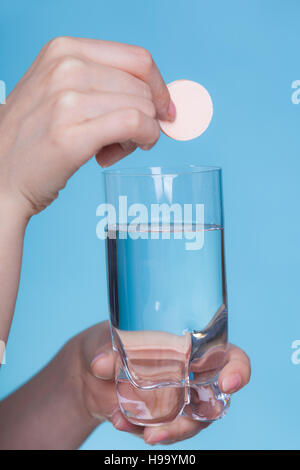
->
left=0, top=340, right=6, bottom=365
left=96, top=196, right=205, bottom=251
left=0, top=80, right=6, bottom=104
left=291, top=340, right=300, bottom=365
left=291, top=80, right=300, bottom=104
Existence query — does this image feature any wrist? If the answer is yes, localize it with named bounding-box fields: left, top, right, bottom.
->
left=0, top=194, right=31, bottom=230
left=0, top=195, right=29, bottom=342
left=0, top=334, right=101, bottom=449
left=60, top=335, right=102, bottom=432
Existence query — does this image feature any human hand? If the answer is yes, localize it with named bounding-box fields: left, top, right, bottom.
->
left=0, top=37, right=175, bottom=219
left=75, top=321, right=251, bottom=446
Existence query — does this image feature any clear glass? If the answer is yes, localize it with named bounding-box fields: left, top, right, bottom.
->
left=102, top=165, right=230, bottom=426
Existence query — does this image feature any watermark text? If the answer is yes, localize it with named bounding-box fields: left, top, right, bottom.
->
left=0, top=340, right=6, bottom=365
left=291, top=80, right=300, bottom=104
left=0, top=80, right=6, bottom=104
left=291, top=340, right=300, bottom=365
left=96, top=196, right=206, bottom=251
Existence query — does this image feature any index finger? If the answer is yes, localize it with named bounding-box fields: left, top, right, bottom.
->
left=45, top=37, right=175, bottom=121
left=144, top=416, right=209, bottom=446
left=218, top=344, right=251, bottom=394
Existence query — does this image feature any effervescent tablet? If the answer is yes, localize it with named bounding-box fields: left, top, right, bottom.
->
left=159, top=80, right=213, bottom=141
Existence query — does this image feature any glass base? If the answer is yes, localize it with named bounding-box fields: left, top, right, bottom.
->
left=183, top=380, right=230, bottom=422
left=116, top=371, right=187, bottom=426
left=116, top=366, right=230, bottom=426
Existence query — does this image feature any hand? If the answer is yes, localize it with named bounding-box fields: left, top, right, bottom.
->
left=76, top=321, right=251, bottom=446
left=0, top=37, right=175, bottom=219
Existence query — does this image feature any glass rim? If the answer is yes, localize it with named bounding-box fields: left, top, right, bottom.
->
left=103, top=164, right=221, bottom=177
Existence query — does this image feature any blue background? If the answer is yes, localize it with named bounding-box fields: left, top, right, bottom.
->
left=0, top=0, right=299, bottom=450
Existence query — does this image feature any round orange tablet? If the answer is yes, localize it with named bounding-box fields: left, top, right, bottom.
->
left=159, top=80, right=213, bottom=141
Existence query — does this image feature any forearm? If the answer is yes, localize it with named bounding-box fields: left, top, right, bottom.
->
left=0, top=337, right=100, bottom=449
left=0, top=200, right=27, bottom=345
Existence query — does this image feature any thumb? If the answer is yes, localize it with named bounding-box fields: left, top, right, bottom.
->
left=90, top=350, right=116, bottom=381
left=81, top=320, right=116, bottom=380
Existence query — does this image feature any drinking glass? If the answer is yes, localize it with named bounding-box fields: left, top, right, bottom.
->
left=101, top=165, right=230, bottom=426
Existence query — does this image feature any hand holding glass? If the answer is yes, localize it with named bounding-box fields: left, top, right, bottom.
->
left=103, top=166, right=230, bottom=426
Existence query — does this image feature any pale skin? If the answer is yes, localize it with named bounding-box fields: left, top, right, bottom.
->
left=0, top=37, right=251, bottom=449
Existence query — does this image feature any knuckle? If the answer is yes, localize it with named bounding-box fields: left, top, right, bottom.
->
left=123, top=108, right=143, bottom=132
left=48, top=56, right=84, bottom=85
left=54, top=56, right=84, bottom=75
left=46, top=36, right=73, bottom=56
left=132, top=46, right=154, bottom=76
left=53, top=89, right=80, bottom=112
left=144, top=99, right=156, bottom=118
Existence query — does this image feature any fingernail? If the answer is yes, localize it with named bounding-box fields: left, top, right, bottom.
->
left=90, top=353, right=107, bottom=369
left=139, top=144, right=151, bottom=151
left=112, top=414, right=123, bottom=430
left=90, top=353, right=107, bottom=367
left=222, top=373, right=241, bottom=393
left=146, top=430, right=169, bottom=445
left=167, top=100, right=176, bottom=121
